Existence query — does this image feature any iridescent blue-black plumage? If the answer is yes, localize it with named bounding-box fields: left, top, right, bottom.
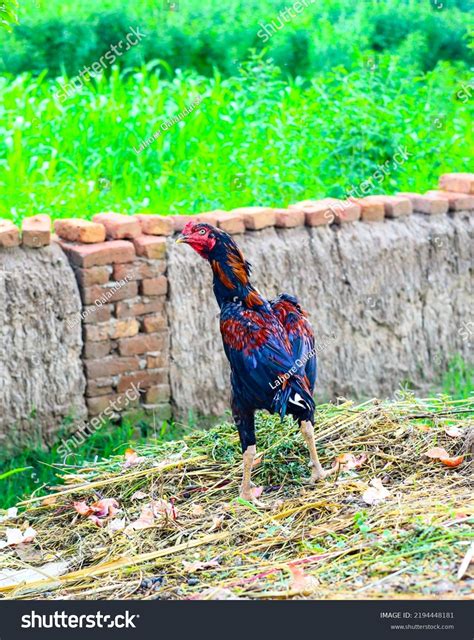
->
left=178, top=221, right=317, bottom=454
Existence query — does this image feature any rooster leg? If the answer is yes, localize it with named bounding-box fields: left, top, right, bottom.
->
left=300, top=420, right=335, bottom=482
left=240, top=445, right=257, bottom=501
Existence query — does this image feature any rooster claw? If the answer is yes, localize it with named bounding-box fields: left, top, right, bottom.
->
left=239, top=486, right=270, bottom=509
left=306, top=463, right=338, bottom=484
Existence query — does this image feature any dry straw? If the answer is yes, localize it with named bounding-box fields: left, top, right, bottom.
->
left=0, top=395, right=472, bottom=600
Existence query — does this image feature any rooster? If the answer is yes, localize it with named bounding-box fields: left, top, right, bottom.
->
left=176, top=222, right=334, bottom=504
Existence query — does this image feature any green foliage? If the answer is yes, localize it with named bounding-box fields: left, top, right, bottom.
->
left=0, top=57, right=472, bottom=222
left=0, top=0, right=472, bottom=78
left=0, top=0, right=18, bottom=33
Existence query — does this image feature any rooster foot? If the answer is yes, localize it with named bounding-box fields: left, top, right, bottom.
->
left=307, top=462, right=337, bottom=484
left=239, top=484, right=269, bottom=509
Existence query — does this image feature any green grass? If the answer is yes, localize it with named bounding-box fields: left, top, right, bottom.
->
left=441, top=355, right=473, bottom=398
left=0, top=56, right=472, bottom=223
left=0, top=358, right=471, bottom=510
left=0, top=414, right=188, bottom=510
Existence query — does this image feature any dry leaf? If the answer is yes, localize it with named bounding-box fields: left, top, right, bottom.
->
left=124, top=448, right=147, bottom=469
left=250, top=486, right=264, bottom=499
left=0, top=527, right=37, bottom=549
left=107, top=518, right=126, bottom=533
left=190, top=504, right=205, bottom=517
left=335, top=453, right=367, bottom=471
left=131, top=490, right=148, bottom=501
left=91, top=498, right=120, bottom=518
left=88, top=515, right=105, bottom=528
left=125, top=506, right=155, bottom=533
left=193, top=587, right=238, bottom=600
left=440, top=455, right=464, bottom=468
left=288, top=565, right=318, bottom=594
left=209, top=515, right=225, bottom=531
left=73, top=498, right=120, bottom=526
left=426, top=446, right=450, bottom=459
left=445, top=426, right=462, bottom=438
left=0, top=507, right=18, bottom=523
left=150, top=499, right=177, bottom=520
left=417, top=424, right=431, bottom=432
left=362, top=478, right=390, bottom=505
left=425, top=447, right=464, bottom=468
left=73, top=501, right=93, bottom=517
left=182, top=558, right=220, bottom=573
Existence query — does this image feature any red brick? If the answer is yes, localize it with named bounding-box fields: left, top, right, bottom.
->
left=289, top=200, right=334, bottom=226
left=82, top=304, right=112, bottom=325
left=117, top=370, right=168, bottom=393
left=231, top=207, right=276, bottom=230
left=118, top=333, right=165, bottom=356
left=83, top=340, right=111, bottom=359
left=362, top=195, right=412, bottom=217
left=426, top=190, right=474, bottom=211
left=146, top=352, right=168, bottom=368
left=115, top=296, right=165, bottom=318
left=82, top=281, right=138, bottom=305
left=439, top=172, right=474, bottom=195
left=22, top=214, right=51, bottom=247
left=75, top=265, right=111, bottom=287
left=141, top=276, right=168, bottom=297
left=93, top=212, right=141, bottom=239
left=273, top=208, right=305, bottom=228
left=86, top=378, right=114, bottom=398
left=332, top=198, right=361, bottom=224
left=193, top=211, right=245, bottom=235
left=133, top=235, right=167, bottom=259
left=87, top=395, right=118, bottom=416
left=196, top=211, right=223, bottom=225
left=84, top=356, right=140, bottom=379
left=135, top=214, right=173, bottom=236
left=113, top=260, right=166, bottom=281
left=214, top=212, right=246, bottom=235
left=170, top=215, right=196, bottom=232
left=143, top=314, right=167, bottom=333
left=145, top=384, right=171, bottom=403
left=351, top=197, right=385, bottom=222
left=84, top=318, right=140, bottom=341
left=322, top=199, right=360, bottom=224
left=57, top=239, right=136, bottom=268
left=54, top=219, right=106, bottom=244
left=397, top=192, right=448, bottom=215
left=0, top=220, right=20, bottom=247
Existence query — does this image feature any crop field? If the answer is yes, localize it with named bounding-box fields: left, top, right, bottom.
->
left=0, top=0, right=472, bottom=222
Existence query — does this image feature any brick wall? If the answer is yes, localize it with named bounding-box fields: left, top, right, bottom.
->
left=0, top=172, right=473, bottom=429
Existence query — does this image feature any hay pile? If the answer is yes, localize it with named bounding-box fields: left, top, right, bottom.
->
left=0, top=395, right=472, bottom=600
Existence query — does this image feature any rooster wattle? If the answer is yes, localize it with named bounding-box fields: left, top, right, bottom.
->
left=176, top=222, right=334, bottom=504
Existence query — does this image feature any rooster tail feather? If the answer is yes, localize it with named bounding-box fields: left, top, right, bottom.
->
left=272, top=376, right=315, bottom=420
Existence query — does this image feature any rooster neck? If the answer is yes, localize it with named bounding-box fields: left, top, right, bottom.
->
left=209, top=245, right=266, bottom=310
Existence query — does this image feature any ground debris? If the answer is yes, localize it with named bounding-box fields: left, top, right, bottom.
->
left=0, top=396, right=472, bottom=600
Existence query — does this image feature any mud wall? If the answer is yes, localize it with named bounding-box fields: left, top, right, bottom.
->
left=0, top=243, right=87, bottom=451
left=167, top=213, right=472, bottom=417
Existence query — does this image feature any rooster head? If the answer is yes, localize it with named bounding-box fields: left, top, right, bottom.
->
left=175, top=222, right=219, bottom=259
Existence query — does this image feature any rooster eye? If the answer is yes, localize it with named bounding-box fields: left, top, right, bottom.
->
left=198, top=228, right=206, bottom=235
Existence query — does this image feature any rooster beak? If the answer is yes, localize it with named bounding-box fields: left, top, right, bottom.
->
left=175, top=233, right=188, bottom=244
